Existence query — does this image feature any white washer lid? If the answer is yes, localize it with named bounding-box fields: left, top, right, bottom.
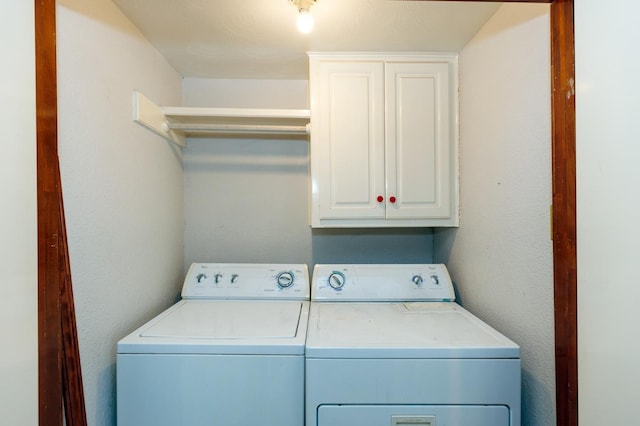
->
left=305, top=302, right=520, bottom=359
left=118, top=300, right=309, bottom=355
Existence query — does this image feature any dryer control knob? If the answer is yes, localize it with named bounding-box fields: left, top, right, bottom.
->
left=412, top=275, right=424, bottom=286
left=328, top=271, right=346, bottom=290
left=276, top=271, right=295, bottom=289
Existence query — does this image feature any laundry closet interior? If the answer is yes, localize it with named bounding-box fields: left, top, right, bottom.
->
left=53, top=1, right=554, bottom=425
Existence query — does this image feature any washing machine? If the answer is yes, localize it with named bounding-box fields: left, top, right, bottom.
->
left=117, top=263, right=309, bottom=426
left=305, top=264, right=521, bottom=426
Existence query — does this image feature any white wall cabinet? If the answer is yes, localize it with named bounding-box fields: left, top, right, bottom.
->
left=309, top=53, right=459, bottom=227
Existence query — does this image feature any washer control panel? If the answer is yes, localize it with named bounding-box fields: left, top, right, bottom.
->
left=311, top=264, right=455, bottom=302
left=182, top=263, right=310, bottom=300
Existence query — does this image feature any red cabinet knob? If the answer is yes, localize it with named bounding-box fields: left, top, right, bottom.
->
left=389, top=196, right=397, bottom=204
left=377, top=195, right=384, bottom=203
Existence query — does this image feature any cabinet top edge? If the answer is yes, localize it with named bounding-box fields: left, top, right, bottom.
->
left=307, top=52, right=458, bottom=61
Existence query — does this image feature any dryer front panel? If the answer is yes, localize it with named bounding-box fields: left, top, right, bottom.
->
left=318, top=405, right=509, bottom=426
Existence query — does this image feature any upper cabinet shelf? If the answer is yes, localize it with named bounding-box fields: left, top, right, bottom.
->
left=133, top=92, right=311, bottom=147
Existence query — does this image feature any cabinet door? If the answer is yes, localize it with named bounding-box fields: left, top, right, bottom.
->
left=385, top=62, right=453, bottom=220
left=314, top=61, right=385, bottom=220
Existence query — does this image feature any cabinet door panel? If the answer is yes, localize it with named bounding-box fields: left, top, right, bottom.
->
left=316, top=62, right=385, bottom=219
left=386, top=62, right=452, bottom=219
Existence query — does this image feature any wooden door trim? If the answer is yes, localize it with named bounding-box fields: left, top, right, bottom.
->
left=35, top=0, right=63, bottom=423
left=35, top=1, right=88, bottom=425
left=550, top=2, right=577, bottom=425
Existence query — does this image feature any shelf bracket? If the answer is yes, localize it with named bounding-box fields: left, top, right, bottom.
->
left=133, top=92, right=186, bottom=147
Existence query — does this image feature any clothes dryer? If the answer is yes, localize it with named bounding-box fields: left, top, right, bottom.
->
left=117, top=263, right=309, bottom=426
left=305, top=264, right=521, bottom=426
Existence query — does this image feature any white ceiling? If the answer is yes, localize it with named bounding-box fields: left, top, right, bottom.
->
left=112, top=0, right=502, bottom=80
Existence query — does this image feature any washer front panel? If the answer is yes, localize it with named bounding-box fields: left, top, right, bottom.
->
left=117, top=263, right=311, bottom=426
left=118, top=353, right=303, bottom=426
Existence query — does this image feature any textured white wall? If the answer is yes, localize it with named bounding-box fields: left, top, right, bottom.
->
left=576, top=2, right=640, bottom=423
left=435, top=4, right=554, bottom=426
left=0, top=1, right=37, bottom=424
left=183, top=78, right=435, bottom=271
left=57, top=1, right=184, bottom=424
left=183, top=78, right=309, bottom=109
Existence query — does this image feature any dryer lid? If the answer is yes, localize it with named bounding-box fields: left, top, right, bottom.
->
left=305, top=302, right=520, bottom=359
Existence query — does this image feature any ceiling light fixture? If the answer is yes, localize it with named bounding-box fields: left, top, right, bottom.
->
left=290, top=0, right=318, bottom=34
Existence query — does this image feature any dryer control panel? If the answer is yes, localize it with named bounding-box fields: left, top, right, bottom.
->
left=182, top=263, right=310, bottom=300
left=312, top=264, right=455, bottom=302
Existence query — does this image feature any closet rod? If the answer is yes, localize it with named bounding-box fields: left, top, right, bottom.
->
left=166, top=122, right=310, bottom=135
left=134, top=92, right=311, bottom=146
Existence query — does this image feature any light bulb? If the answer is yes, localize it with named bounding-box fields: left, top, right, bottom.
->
left=296, top=9, right=314, bottom=33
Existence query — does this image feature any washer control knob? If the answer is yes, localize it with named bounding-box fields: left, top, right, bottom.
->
left=328, top=271, right=346, bottom=290
left=430, top=274, right=440, bottom=285
left=276, top=271, right=295, bottom=289
left=412, top=275, right=424, bottom=286
left=214, top=273, right=223, bottom=284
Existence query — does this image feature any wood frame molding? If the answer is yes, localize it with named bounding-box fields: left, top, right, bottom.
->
left=35, top=0, right=88, bottom=425
left=35, top=1, right=576, bottom=425
left=35, top=0, right=63, bottom=423
left=550, top=1, right=577, bottom=425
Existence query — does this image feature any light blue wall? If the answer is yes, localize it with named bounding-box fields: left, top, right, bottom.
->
left=182, top=78, right=435, bottom=272
left=57, top=1, right=184, bottom=424
left=436, top=4, right=554, bottom=426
